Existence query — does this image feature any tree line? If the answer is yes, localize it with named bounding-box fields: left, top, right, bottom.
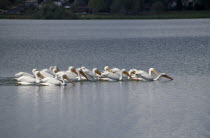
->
left=1, top=0, right=210, bottom=12
left=78, top=0, right=210, bottom=13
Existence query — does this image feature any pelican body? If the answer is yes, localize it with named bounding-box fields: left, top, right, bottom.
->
left=130, top=68, right=173, bottom=81
left=15, top=69, right=40, bottom=85
left=14, top=66, right=173, bottom=85
left=39, top=72, right=75, bottom=86
left=81, top=67, right=101, bottom=81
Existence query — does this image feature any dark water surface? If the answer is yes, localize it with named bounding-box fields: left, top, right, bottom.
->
left=0, top=19, right=210, bottom=138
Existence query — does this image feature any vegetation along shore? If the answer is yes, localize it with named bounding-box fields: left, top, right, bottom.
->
left=0, top=0, right=210, bottom=19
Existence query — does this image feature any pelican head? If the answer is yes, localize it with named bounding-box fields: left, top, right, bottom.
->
left=54, top=66, right=59, bottom=73
left=149, top=68, right=159, bottom=76
left=68, top=66, right=74, bottom=70
left=93, top=68, right=101, bottom=76
left=33, top=71, right=41, bottom=83
left=32, top=69, right=38, bottom=73
left=129, top=69, right=136, bottom=75
left=104, top=66, right=112, bottom=72
left=81, top=66, right=86, bottom=70
left=69, top=66, right=78, bottom=76
left=52, top=68, right=57, bottom=74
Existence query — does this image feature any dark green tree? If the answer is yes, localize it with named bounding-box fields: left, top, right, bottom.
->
left=36, top=2, right=78, bottom=19
left=151, top=1, right=165, bottom=12
left=0, top=0, right=10, bottom=9
left=104, top=0, right=112, bottom=11
left=88, top=0, right=106, bottom=13
left=176, top=0, right=183, bottom=10
left=129, top=0, right=144, bottom=13
left=200, top=0, right=210, bottom=10
left=110, top=0, right=127, bottom=13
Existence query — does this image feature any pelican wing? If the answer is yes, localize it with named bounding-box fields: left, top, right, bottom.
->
left=102, top=71, right=120, bottom=80
left=40, top=70, right=54, bottom=78
left=57, top=72, right=78, bottom=82
left=66, top=73, right=78, bottom=81
left=16, top=76, right=36, bottom=83
left=137, top=70, right=154, bottom=81
left=41, top=77, right=61, bottom=85
left=83, top=70, right=97, bottom=78
left=111, top=68, right=120, bottom=73
left=15, top=72, right=34, bottom=78
left=113, top=70, right=129, bottom=79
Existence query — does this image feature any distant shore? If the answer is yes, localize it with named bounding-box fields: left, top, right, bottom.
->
left=1, top=11, right=210, bottom=20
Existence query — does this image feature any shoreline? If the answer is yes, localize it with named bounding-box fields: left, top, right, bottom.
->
left=0, top=11, right=210, bottom=20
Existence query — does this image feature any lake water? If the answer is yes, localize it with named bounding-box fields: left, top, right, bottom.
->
left=0, top=19, right=210, bottom=138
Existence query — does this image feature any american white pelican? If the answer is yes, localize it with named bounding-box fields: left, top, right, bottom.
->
left=104, top=66, right=134, bottom=80
left=129, top=68, right=173, bottom=81
left=104, top=66, right=122, bottom=73
left=41, top=66, right=54, bottom=73
left=76, top=68, right=88, bottom=81
left=66, top=66, right=78, bottom=76
left=64, top=66, right=81, bottom=81
left=112, top=69, right=134, bottom=80
left=14, top=72, right=34, bottom=78
left=52, top=66, right=88, bottom=82
left=101, top=69, right=132, bottom=81
left=40, top=66, right=59, bottom=78
left=15, top=69, right=40, bottom=85
left=81, top=67, right=101, bottom=81
left=111, top=67, right=121, bottom=73
left=39, top=72, right=75, bottom=86
left=104, top=66, right=112, bottom=72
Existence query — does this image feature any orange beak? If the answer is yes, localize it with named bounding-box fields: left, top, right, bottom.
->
left=152, top=70, right=159, bottom=76
left=71, top=68, right=78, bottom=76
left=163, top=74, right=173, bottom=80
left=64, top=75, right=75, bottom=86
left=37, top=72, right=44, bottom=79
left=95, top=69, right=101, bottom=76
left=80, top=71, right=88, bottom=80
left=123, top=71, right=133, bottom=79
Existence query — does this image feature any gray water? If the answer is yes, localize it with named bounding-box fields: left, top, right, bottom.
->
left=0, top=19, right=210, bottom=138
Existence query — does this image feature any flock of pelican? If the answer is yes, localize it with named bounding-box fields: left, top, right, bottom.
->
left=14, top=66, right=173, bottom=86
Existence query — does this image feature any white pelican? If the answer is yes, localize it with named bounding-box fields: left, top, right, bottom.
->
left=104, top=66, right=134, bottom=80
left=41, top=66, right=54, bottom=73
left=111, top=67, right=121, bottom=73
left=40, top=66, right=59, bottom=78
left=112, top=69, right=133, bottom=80
left=101, top=69, right=132, bottom=81
left=104, top=66, right=122, bottom=73
left=81, top=67, right=101, bottom=81
left=76, top=68, right=88, bottom=81
left=38, top=72, right=75, bottom=86
left=15, top=69, right=40, bottom=85
left=65, top=66, right=81, bottom=81
left=14, top=72, right=34, bottom=78
left=129, top=68, right=173, bottom=81
left=52, top=67, right=88, bottom=82
left=66, top=66, right=78, bottom=76
left=104, top=66, right=112, bottom=72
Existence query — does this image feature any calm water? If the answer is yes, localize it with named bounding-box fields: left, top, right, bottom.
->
left=0, top=19, right=210, bottom=138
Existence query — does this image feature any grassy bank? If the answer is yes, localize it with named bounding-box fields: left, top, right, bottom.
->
left=0, top=14, right=33, bottom=19
left=0, top=11, right=210, bottom=20
left=80, top=11, right=210, bottom=19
